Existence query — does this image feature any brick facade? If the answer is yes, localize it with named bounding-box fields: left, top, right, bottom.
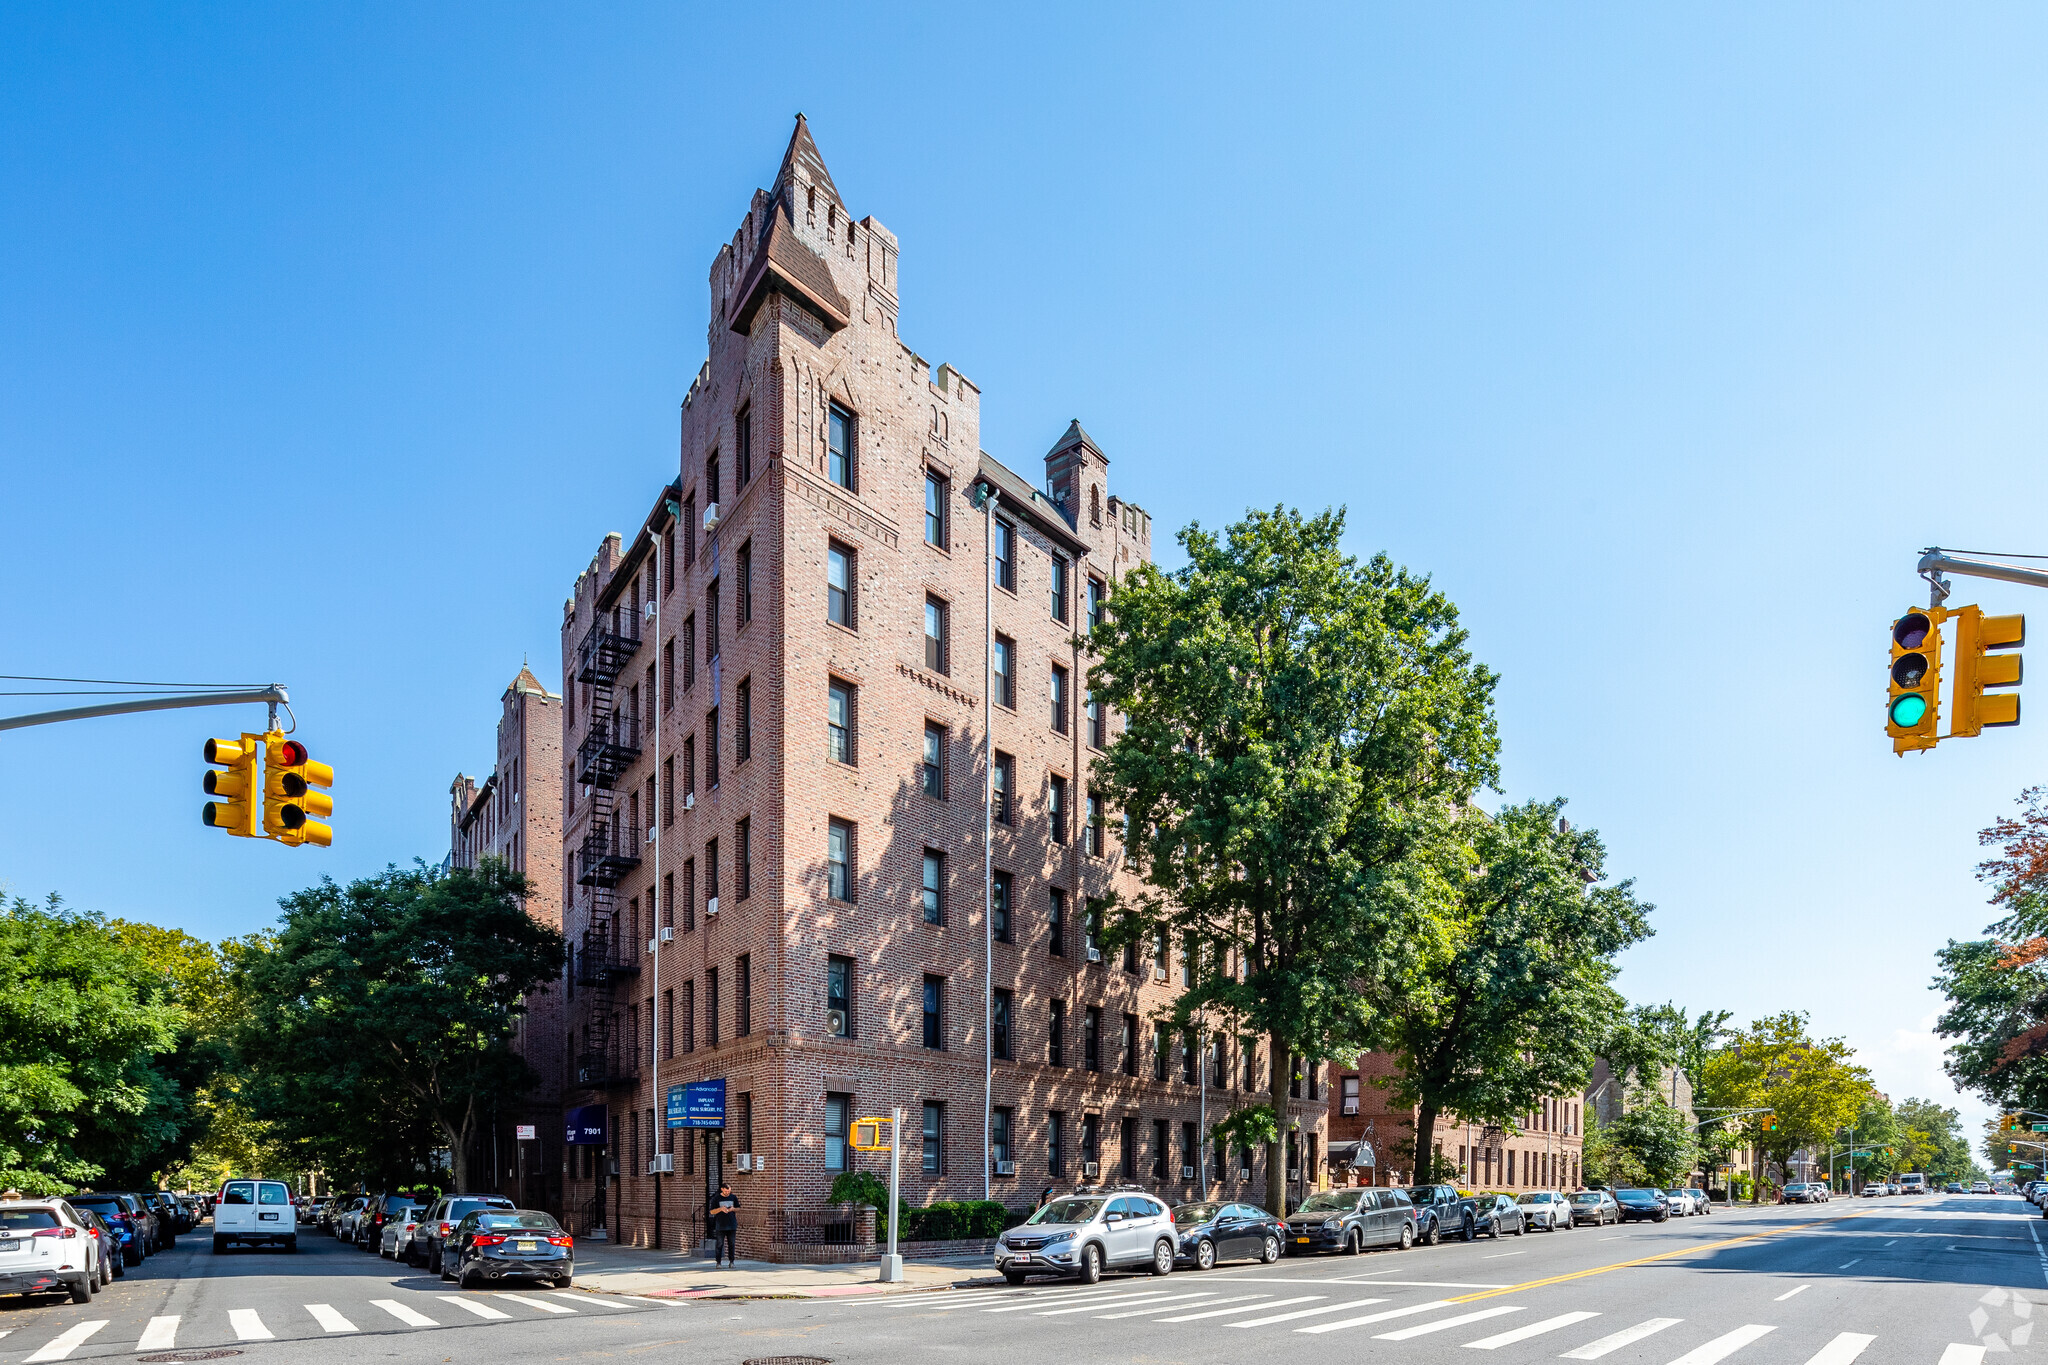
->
left=1330, top=1051, right=1585, bottom=1192
left=551, top=118, right=1328, bottom=1259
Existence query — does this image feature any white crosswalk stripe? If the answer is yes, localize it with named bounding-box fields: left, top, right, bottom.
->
left=553, top=1290, right=624, bottom=1307
left=1037, top=1290, right=1183, bottom=1316
left=1374, top=1305, right=1524, bottom=1340
left=137, top=1316, right=180, bottom=1351
left=371, top=1298, right=439, bottom=1326
left=1803, top=1332, right=1875, bottom=1365
left=1296, top=1299, right=1457, bottom=1335
left=1563, top=1318, right=1684, bottom=1359
left=1231, top=1298, right=1378, bottom=1327
left=25, top=1322, right=106, bottom=1363
left=1465, top=1310, right=1600, bottom=1349
left=1937, top=1348, right=1986, bottom=1365
left=1096, top=1293, right=1227, bottom=1318
left=228, top=1308, right=274, bottom=1340
left=983, top=1286, right=1132, bottom=1312
left=441, top=1295, right=512, bottom=1319
left=1666, top=1324, right=1775, bottom=1364
left=500, top=1291, right=577, bottom=1313
left=307, top=1303, right=358, bottom=1332
left=1152, top=1294, right=1278, bottom=1321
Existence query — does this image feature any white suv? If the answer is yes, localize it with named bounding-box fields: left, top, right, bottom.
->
left=995, top=1190, right=1178, bottom=1283
left=0, top=1199, right=102, bottom=1303
left=213, top=1179, right=297, bottom=1253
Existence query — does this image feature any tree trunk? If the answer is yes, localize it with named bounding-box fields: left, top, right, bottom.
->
left=1267, top=1032, right=1291, bottom=1217
left=1413, top=1099, right=1440, bottom=1186
left=1750, top=1144, right=1762, bottom=1204
left=446, top=1110, right=475, bottom=1192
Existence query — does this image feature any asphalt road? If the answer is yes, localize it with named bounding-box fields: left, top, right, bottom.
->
left=2, top=1194, right=2040, bottom=1364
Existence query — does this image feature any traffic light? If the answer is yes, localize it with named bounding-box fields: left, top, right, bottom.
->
left=263, top=733, right=334, bottom=847
left=1888, top=608, right=1945, bottom=753
left=202, top=734, right=261, bottom=838
left=1950, top=606, right=2024, bottom=738
left=1762, top=1114, right=1780, bottom=1133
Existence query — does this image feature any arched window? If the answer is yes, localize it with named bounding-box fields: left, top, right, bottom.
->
left=1090, top=485, right=1102, bottom=527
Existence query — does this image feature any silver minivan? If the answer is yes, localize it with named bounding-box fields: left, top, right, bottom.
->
left=995, top=1191, right=1178, bottom=1283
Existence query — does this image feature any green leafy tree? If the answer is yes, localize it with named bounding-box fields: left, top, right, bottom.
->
left=1375, top=800, right=1649, bottom=1176
left=1590, top=1090, right=1698, bottom=1186
left=1089, top=507, right=1500, bottom=1213
left=1935, top=789, right=2048, bottom=1110
left=236, top=860, right=562, bottom=1191
left=1894, top=1097, right=1970, bottom=1181
left=1696, top=1012, right=1868, bottom=1201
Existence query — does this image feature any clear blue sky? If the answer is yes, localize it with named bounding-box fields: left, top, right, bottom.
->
left=4, top=4, right=2044, bottom=1141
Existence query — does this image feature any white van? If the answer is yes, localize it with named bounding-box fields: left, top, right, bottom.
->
left=213, top=1179, right=297, bottom=1253
left=1897, top=1173, right=1927, bottom=1195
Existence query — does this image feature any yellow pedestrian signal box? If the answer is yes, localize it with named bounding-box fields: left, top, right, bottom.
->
left=202, top=734, right=262, bottom=838
left=264, top=734, right=334, bottom=847
left=851, top=1118, right=891, bottom=1152
left=1888, top=608, right=1945, bottom=754
left=1950, top=606, right=2024, bottom=738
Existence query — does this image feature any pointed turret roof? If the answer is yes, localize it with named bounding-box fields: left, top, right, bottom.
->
left=728, top=115, right=853, bottom=335
left=1046, top=419, right=1105, bottom=462
left=506, top=663, right=548, bottom=698
left=769, top=114, right=843, bottom=217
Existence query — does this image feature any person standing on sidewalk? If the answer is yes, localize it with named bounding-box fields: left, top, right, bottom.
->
left=709, top=1183, right=739, bottom=1266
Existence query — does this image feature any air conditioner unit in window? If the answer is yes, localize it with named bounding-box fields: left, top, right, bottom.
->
left=1239, top=1168, right=1252, bottom=1180
left=648, top=1154, right=673, bottom=1175
left=706, top=896, right=719, bottom=917
left=735, top=1154, right=753, bottom=1171
left=703, top=502, right=721, bottom=532
left=647, top=938, right=657, bottom=956
left=684, top=792, right=696, bottom=810
left=1083, top=1161, right=1100, bottom=1178
left=659, top=927, right=675, bottom=943
left=994, top=1160, right=1016, bottom=1176
left=1086, top=946, right=1102, bottom=963
left=827, top=1008, right=848, bottom=1037
left=644, top=600, right=657, bottom=623
left=646, top=826, right=657, bottom=845
left=1180, top=1165, right=1195, bottom=1180
left=1341, top=1101, right=1359, bottom=1116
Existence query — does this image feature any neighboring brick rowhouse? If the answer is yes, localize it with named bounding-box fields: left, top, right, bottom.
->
left=1330, top=1051, right=1586, bottom=1191
left=447, top=664, right=565, bottom=1210
left=553, top=117, right=1331, bottom=1260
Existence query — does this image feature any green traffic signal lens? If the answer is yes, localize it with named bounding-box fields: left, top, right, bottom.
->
left=1890, top=693, right=1928, bottom=727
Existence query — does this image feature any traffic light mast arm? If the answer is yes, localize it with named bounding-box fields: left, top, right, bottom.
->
left=1920, top=549, right=2048, bottom=608
left=0, top=685, right=288, bottom=733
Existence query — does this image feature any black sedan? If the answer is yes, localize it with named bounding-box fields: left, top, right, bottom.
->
left=1170, top=1201, right=1285, bottom=1269
left=1460, top=1193, right=1524, bottom=1240
left=1614, top=1188, right=1669, bottom=1223
left=446, top=1210, right=574, bottom=1289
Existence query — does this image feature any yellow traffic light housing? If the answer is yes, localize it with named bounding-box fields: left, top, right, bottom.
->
left=1888, top=608, right=1945, bottom=753
left=202, top=734, right=262, bottom=838
left=263, top=733, right=333, bottom=847
left=1951, top=606, right=2023, bottom=738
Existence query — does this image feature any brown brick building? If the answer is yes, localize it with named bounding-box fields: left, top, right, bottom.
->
left=447, top=664, right=566, bottom=1209
left=551, top=118, right=1329, bottom=1258
left=1329, top=1051, right=1584, bottom=1192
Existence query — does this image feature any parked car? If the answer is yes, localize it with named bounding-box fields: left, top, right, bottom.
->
left=356, top=1193, right=419, bottom=1252
left=65, top=1193, right=149, bottom=1266
left=379, top=1205, right=428, bottom=1261
left=1284, top=1187, right=1417, bottom=1254
left=333, top=1196, right=370, bottom=1242
left=1517, top=1190, right=1573, bottom=1230
left=1462, top=1192, right=1525, bottom=1239
left=1861, top=1181, right=1886, bottom=1197
left=417, top=1194, right=519, bottom=1274
left=212, top=1178, right=298, bottom=1253
left=1779, top=1183, right=1819, bottom=1205
left=1947, top=1183, right=1964, bottom=1193
left=1662, top=1188, right=1702, bottom=1215
left=1570, top=1189, right=1620, bottom=1226
left=994, top=1190, right=1179, bottom=1283
left=75, top=1210, right=120, bottom=1288
left=141, top=1192, right=181, bottom=1246
left=1975, top=1181, right=1994, bottom=1194
left=1405, top=1184, right=1468, bottom=1245
left=446, top=1208, right=575, bottom=1289
left=1686, top=1187, right=1714, bottom=1213
left=0, top=1199, right=102, bottom=1303
left=1613, top=1188, right=1669, bottom=1222
left=1169, top=1201, right=1284, bottom=1269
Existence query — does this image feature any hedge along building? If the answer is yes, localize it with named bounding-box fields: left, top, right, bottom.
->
left=551, top=117, right=1331, bottom=1259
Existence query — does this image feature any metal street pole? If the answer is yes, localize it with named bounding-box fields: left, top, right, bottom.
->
left=878, top=1107, right=904, bottom=1283
left=0, top=684, right=289, bottom=732
left=978, top=484, right=1000, bottom=1203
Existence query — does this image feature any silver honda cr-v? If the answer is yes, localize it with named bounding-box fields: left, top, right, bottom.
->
left=993, top=1189, right=1178, bottom=1284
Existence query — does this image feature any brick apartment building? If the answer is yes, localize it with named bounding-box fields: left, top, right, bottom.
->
left=447, top=664, right=566, bottom=1211
left=1330, top=1052, right=1586, bottom=1192
left=550, top=117, right=1330, bottom=1258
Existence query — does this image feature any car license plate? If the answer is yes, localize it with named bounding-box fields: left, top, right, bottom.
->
left=517, top=1240, right=538, bottom=1251
left=1296, top=1236, right=1311, bottom=1243
left=1010, top=1252, right=1031, bottom=1263
left=0, top=1240, right=14, bottom=1252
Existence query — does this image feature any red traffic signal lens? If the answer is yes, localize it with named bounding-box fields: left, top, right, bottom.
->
left=277, top=740, right=308, bottom=766
left=1893, top=613, right=1932, bottom=650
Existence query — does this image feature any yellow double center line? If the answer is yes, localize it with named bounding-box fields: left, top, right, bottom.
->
left=1446, top=1209, right=1870, bottom=1305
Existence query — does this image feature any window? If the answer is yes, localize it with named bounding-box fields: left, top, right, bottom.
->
left=707, top=579, right=720, bottom=660
left=993, top=752, right=1014, bottom=824
left=992, top=1107, right=1012, bottom=1168
left=1083, top=898, right=1101, bottom=961
left=738, top=543, right=753, bottom=625
left=1210, top=1036, right=1227, bottom=1087
left=993, top=518, right=1015, bottom=592
left=825, top=1093, right=851, bottom=1171
left=991, top=870, right=1012, bottom=943
left=1152, top=928, right=1169, bottom=980
left=1122, top=938, right=1138, bottom=974
left=684, top=494, right=697, bottom=566
left=736, top=953, right=751, bottom=1036
left=736, top=678, right=752, bottom=764
left=1048, top=888, right=1065, bottom=957
left=683, top=858, right=697, bottom=933
left=1048, top=1112, right=1064, bottom=1177
left=684, top=734, right=697, bottom=801
left=922, top=976, right=944, bottom=1050
left=922, top=1102, right=944, bottom=1173
left=1049, top=775, right=1067, bottom=843
left=681, top=978, right=695, bottom=1052
left=1181, top=931, right=1197, bottom=987
left=1085, top=792, right=1103, bottom=857
left=739, top=1092, right=754, bottom=1161
left=664, top=526, right=675, bottom=595
left=1081, top=1114, right=1100, bottom=1169
left=1086, top=689, right=1104, bottom=749
left=992, top=635, right=1014, bottom=708
left=827, top=955, right=853, bottom=1038
left=735, top=817, right=751, bottom=900
left=1088, top=577, right=1106, bottom=632
left=663, top=872, right=674, bottom=928
left=707, top=453, right=721, bottom=507
left=924, top=596, right=948, bottom=673
left=1049, top=999, right=1065, bottom=1067
left=707, top=706, right=720, bottom=786
left=827, top=541, right=854, bottom=628
left=1083, top=1005, right=1101, bottom=1072
left=684, top=616, right=697, bottom=689
left=1153, top=1021, right=1170, bottom=1082
left=828, top=403, right=855, bottom=489
left=921, top=850, right=944, bottom=924
left=1153, top=1119, right=1170, bottom=1179
left=662, top=988, right=674, bottom=1060
left=707, top=966, right=720, bottom=1045
left=1122, top=1013, right=1139, bottom=1075
left=662, top=757, right=674, bottom=826
left=992, top=988, right=1013, bottom=1060
left=924, top=471, right=947, bottom=547
left=1120, top=1116, right=1137, bottom=1179
left=1051, top=556, right=1070, bottom=623
left=828, top=678, right=855, bottom=764
left=736, top=405, right=752, bottom=487
left=1183, top=1121, right=1199, bottom=1177
left=663, top=637, right=675, bottom=711
left=828, top=819, right=853, bottom=901
left=922, top=723, right=946, bottom=798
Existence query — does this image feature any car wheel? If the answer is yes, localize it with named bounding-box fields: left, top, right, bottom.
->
left=69, top=1275, right=94, bottom=1304
left=1488, top=1218, right=1500, bottom=1239
left=1260, top=1235, right=1280, bottom=1264
left=1003, top=1270, right=1028, bottom=1285
left=285, top=1238, right=298, bottom=1253
left=1462, top=1217, right=1475, bottom=1243
left=1078, top=1243, right=1103, bottom=1285
left=1195, top=1239, right=1216, bottom=1271
left=1151, top=1240, right=1174, bottom=1276
left=1425, top=1217, right=1441, bottom=1246
left=1344, top=1228, right=1363, bottom=1255
left=555, top=1275, right=573, bottom=1289
left=460, top=1267, right=479, bottom=1289
left=1398, top=1221, right=1414, bottom=1250
left=1512, top=1219, right=1524, bottom=1236
left=210, top=1237, right=225, bottom=1255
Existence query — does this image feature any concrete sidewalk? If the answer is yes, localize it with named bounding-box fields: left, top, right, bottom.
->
left=569, top=1240, right=996, bottom=1299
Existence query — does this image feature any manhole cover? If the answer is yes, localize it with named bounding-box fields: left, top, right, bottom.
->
left=742, top=1358, right=832, bottom=1365
left=139, top=1353, right=245, bottom=1363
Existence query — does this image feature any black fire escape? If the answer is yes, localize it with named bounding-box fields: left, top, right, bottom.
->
left=573, top=605, right=643, bottom=1091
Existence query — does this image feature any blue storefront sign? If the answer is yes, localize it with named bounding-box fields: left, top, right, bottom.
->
left=666, top=1079, right=726, bottom=1129
left=565, top=1103, right=608, bottom=1146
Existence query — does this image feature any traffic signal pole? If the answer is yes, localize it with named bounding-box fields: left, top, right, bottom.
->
left=0, top=684, right=289, bottom=732
left=1919, top=549, right=2048, bottom=608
